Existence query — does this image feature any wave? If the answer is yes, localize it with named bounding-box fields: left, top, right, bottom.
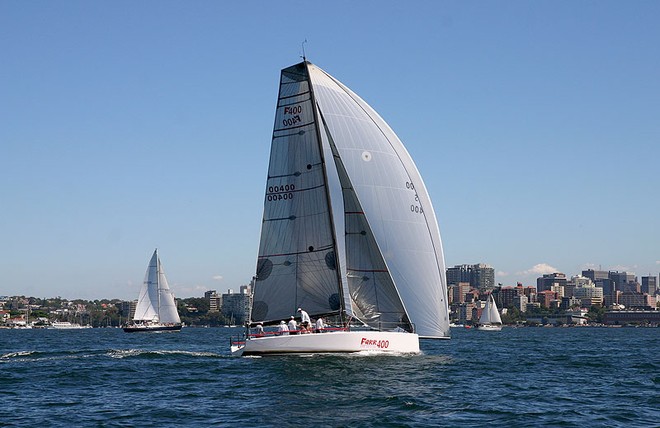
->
left=1, top=350, right=38, bottom=359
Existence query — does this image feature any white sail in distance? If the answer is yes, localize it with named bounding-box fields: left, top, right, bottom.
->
left=479, top=294, right=502, bottom=325
left=133, top=249, right=181, bottom=324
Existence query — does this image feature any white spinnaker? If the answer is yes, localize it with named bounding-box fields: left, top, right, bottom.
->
left=308, top=63, right=449, bottom=338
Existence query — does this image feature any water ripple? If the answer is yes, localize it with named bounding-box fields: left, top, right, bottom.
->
left=0, top=327, right=658, bottom=427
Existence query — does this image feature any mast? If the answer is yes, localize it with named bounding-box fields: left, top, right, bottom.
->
left=156, top=249, right=161, bottom=321
left=304, top=60, right=346, bottom=323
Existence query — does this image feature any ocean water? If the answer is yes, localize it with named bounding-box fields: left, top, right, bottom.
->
left=0, top=327, right=658, bottom=427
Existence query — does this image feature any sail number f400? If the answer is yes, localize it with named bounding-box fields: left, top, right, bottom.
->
left=282, top=105, right=303, bottom=127
left=360, top=338, right=390, bottom=349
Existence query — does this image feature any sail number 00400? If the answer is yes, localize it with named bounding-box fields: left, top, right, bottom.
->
left=267, top=184, right=295, bottom=202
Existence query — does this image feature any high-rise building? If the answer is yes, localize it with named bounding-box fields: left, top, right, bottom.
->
left=537, top=290, right=559, bottom=307
left=641, top=276, right=657, bottom=296
left=537, top=273, right=567, bottom=292
left=449, top=282, right=472, bottom=304
left=221, top=286, right=252, bottom=325
left=568, top=275, right=603, bottom=307
left=117, top=300, right=136, bottom=319
left=513, top=294, right=528, bottom=312
left=608, top=271, right=637, bottom=293
left=498, top=285, right=523, bottom=309
left=205, top=290, right=222, bottom=313
left=446, top=263, right=494, bottom=290
left=582, top=269, right=609, bottom=282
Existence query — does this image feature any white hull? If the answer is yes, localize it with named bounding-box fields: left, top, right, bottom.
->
left=48, top=322, right=92, bottom=329
left=231, top=331, right=420, bottom=356
left=477, top=324, right=502, bottom=331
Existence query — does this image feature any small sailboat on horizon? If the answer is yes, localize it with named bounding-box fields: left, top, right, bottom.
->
left=477, top=294, right=502, bottom=331
left=123, top=249, right=182, bottom=333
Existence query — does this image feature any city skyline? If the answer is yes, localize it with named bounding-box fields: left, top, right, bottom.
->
left=2, top=2, right=659, bottom=300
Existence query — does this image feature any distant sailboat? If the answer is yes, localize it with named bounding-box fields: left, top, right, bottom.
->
left=123, top=249, right=182, bottom=333
left=231, top=60, right=450, bottom=356
left=477, top=294, right=502, bottom=331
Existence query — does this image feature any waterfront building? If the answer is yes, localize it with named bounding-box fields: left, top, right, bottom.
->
left=117, top=300, right=136, bottom=319
left=618, top=291, right=655, bottom=310
left=526, top=310, right=587, bottom=325
left=446, top=263, right=495, bottom=291
left=456, top=302, right=475, bottom=323
left=603, top=310, right=660, bottom=325
left=221, top=286, right=252, bottom=325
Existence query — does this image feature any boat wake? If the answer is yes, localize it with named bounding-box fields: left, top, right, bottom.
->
left=107, top=349, right=222, bottom=359
left=1, top=348, right=223, bottom=363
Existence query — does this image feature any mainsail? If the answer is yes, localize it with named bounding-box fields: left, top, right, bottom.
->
left=133, top=249, right=181, bottom=324
left=251, top=61, right=449, bottom=338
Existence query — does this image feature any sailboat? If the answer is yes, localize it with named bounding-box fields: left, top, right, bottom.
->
left=230, top=60, right=450, bottom=356
left=477, top=294, right=502, bottom=331
left=123, top=249, right=182, bottom=333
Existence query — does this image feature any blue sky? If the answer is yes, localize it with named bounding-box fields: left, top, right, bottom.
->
left=2, top=1, right=659, bottom=300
